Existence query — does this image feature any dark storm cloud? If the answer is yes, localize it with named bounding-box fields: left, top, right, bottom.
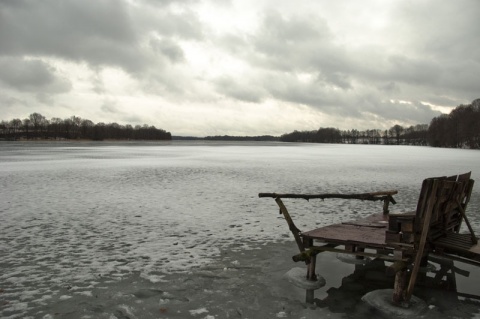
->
left=0, top=57, right=72, bottom=93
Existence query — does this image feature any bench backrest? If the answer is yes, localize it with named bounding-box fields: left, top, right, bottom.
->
left=414, top=172, right=474, bottom=241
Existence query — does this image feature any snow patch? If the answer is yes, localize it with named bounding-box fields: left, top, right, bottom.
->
left=74, top=291, right=93, bottom=297
left=189, top=307, right=209, bottom=316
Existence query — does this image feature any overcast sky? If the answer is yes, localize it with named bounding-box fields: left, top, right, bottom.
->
left=0, top=0, right=479, bottom=136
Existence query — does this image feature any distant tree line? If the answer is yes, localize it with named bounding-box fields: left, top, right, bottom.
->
left=204, top=135, right=279, bottom=141
left=0, top=113, right=172, bottom=141
left=280, top=124, right=428, bottom=145
left=280, top=99, right=480, bottom=149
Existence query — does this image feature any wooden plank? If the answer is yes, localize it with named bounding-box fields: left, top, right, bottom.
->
left=293, top=245, right=409, bottom=262
left=385, top=230, right=402, bottom=243
left=302, top=223, right=389, bottom=247
left=258, top=191, right=397, bottom=204
left=259, top=191, right=399, bottom=220
left=405, top=178, right=439, bottom=301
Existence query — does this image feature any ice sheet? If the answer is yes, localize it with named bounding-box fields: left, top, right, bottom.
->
left=1, top=141, right=479, bottom=318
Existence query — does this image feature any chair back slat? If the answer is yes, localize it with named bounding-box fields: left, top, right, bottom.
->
left=414, top=172, right=474, bottom=241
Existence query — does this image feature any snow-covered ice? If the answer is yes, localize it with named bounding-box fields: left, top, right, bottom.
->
left=1, top=141, right=479, bottom=318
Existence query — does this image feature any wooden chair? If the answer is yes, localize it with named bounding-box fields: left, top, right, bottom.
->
left=397, top=172, right=477, bottom=301
left=259, top=172, right=478, bottom=305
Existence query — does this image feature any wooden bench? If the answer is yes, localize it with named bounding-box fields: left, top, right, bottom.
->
left=259, top=172, right=478, bottom=305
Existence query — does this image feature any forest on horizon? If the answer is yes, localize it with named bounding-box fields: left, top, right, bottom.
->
left=0, top=113, right=172, bottom=141
left=0, top=99, right=479, bottom=148
left=279, top=99, right=480, bottom=149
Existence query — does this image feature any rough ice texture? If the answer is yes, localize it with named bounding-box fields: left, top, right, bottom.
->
left=1, top=141, right=480, bottom=318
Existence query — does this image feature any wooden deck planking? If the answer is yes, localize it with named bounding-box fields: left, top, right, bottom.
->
left=302, top=223, right=388, bottom=247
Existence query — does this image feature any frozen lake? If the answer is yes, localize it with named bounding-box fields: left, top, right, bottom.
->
left=1, top=141, right=480, bottom=318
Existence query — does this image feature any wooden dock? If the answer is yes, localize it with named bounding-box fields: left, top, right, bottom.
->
left=260, top=172, right=479, bottom=305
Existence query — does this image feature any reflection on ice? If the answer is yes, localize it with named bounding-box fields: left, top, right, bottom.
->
left=1, top=142, right=480, bottom=318
left=316, top=252, right=480, bottom=318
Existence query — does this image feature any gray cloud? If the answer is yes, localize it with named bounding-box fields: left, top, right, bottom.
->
left=363, top=100, right=441, bottom=124
left=211, top=3, right=477, bottom=127
left=150, top=38, right=185, bottom=63
left=394, top=1, right=480, bottom=59
left=0, top=1, right=141, bottom=69
left=214, top=77, right=266, bottom=103
left=0, top=57, right=72, bottom=93
left=100, top=100, right=120, bottom=114
left=0, top=93, right=28, bottom=109
left=0, top=0, right=478, bottom=135
left=385, top=0, right=480, bottom=100
left=142, top=9, right=205, bottom=41
left=250, top=11, right=341, bottom=73
left=0, top=0, right=202, bottom=74
left=90, top=72, right=106, bottom=95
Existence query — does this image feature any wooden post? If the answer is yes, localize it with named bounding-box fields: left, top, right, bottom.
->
left=383, top=197, right=390, bottom=214
left=305, top=238, right=317, bottom=304
left=275, top=197, right=305, bottom=253
left=393, top=268, right=407, bottom=304
left=306, top=289, right=315, bottom=304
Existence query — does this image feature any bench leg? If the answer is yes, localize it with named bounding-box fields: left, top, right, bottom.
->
left=305, top=254, right=317, bottom=303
